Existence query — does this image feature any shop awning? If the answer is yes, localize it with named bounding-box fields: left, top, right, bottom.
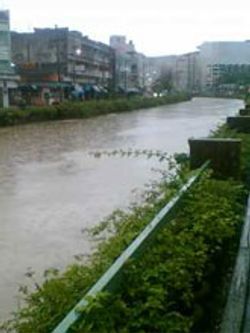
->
left=19, top=82, right=71, bottom=89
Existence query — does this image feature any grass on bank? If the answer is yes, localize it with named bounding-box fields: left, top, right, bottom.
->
left=0, top=94, right=189, bottom=127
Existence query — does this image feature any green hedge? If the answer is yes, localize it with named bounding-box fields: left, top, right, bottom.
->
left=0, top=94, right=189, bottom=127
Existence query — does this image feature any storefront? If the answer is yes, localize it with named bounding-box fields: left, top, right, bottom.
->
left=19, top=82, right=72, bottom=106
left=0, top=73, right=19, bottom=108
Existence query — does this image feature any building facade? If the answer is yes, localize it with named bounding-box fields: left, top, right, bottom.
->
left=198, top=41, right=250, bottom=92
left=11, top=28, right=115, bottom=104
left=145, top=55, right=176, bottom=86
left=175, top=52, right=201, bottom=93
left=110, top=35, right=146, bottom=93
left=0, top=10, right=19, bottom=107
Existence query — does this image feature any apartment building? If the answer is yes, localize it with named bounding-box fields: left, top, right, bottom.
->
left=110, top=35, right=146, bottom=93
left=11, top=28, right=115, bottom=104
left=0, top=10, right=19, bottom=107
left=198, top=41, right=250, bottom=92
left=175, top=52, right=201, bottom=93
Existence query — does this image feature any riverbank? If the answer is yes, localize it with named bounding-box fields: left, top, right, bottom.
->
left=0, top=94, right=189, bottom=127
left=1, top=148, right=247, bottom=332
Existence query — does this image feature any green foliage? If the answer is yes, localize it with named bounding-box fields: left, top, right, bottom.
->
left=217, top=64, right=250, bottom=86
left=0, top=94, right=189, bottom=127
left=1, top=165, right=245, bottom=332
left=212, top=124, right=250, bottom=186
left=152, top=69, right=174, bottom=94
left=74, top=175, right=244, bottom=333
left=89, top=148, right=173, bottom=164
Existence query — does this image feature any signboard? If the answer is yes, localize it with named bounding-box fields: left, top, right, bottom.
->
left=0, top=10, right=11, bottom=71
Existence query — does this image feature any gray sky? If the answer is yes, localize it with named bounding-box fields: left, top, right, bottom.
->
left=1, top=0, right=250, bottom=56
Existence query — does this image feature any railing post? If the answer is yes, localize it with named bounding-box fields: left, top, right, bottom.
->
left=220, top=196, right=250, bottom=333
left=227, top=116, right=250, bottom=133
left=239, top=109, right=250, bottom=116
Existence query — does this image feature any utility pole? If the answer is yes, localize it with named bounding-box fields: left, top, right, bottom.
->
left=55, top=26, right=61, bottom=83
left=54, top=25, right=63, bottom=102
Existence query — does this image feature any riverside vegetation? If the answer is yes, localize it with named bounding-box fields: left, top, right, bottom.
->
left=1, top=144, right=247, bottom=333
left=212, top=124, right=250, bottom=187
left=0, top=94, right=189, bottom=127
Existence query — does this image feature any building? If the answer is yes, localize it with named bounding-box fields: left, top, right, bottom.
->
left=145, top=55, right=177, bottom=86
left=142, top=41, right=250, bottom=95
left=110, top=35, right=135, bottom=54
left=0, top=10, right=19, bottom=108
left=175, top=52, right=201, bottom=93
left=198, top=41, right=250, bottom=92
left=145, top=53, right=201, bottom=94
left=110, top=35, right=146, bottom=93
left=11, top=28, right=115, bottom=105
left=145, top=55, right=177, bottom=93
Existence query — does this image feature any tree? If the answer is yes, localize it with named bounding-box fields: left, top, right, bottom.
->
left=152, top=69, right=174, bottom=94
left=217, top=64, right=250, bottom=86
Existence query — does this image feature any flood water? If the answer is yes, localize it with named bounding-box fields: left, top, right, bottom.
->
left=0, top=97, right=243, bottom=319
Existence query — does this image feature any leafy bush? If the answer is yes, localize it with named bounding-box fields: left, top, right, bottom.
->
left=212, top=124, right=250, bottom=186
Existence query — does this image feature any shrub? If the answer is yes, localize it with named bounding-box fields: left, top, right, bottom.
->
left=0, top=94, right=189, bottom=127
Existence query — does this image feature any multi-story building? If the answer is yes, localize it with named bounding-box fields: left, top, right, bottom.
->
left=0, top=10, right=19, bottom=107
left=11, top=28, right=115, bottom=104
left=175, top=52, right=201, bottom=93
left=68, top=30, right=115, bottom=87
left=198, top=41, right=250, bottom=92
left=145, top=53, right=200, bottom=94
left=110, top=35, right=146, bottom=93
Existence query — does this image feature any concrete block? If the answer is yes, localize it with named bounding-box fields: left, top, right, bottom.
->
left=227, top=116, right=250, bottom=132
left=189, top=138, right=241, bottom=179
left=239, top=109, right=250, bottom=116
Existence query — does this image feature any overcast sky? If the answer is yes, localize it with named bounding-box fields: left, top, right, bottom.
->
left=1, top=0, right=250, bottom=56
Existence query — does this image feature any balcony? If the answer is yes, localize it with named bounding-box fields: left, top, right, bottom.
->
left=16, top=63, right=67, bottom=76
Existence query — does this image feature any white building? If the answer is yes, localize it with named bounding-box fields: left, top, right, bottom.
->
left=175, top=52, right=201, bottom=93
left=110, top=35, right=146, bottom=92
left=198, top=41, right=250, bottom=91
left=145, top=53, right=201, bottom=94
